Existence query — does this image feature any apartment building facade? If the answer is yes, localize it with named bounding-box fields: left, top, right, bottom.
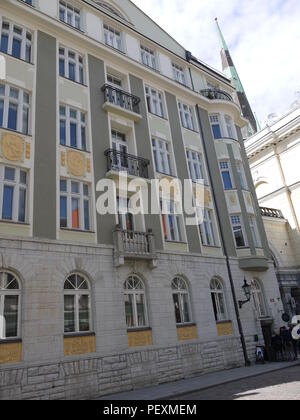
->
left=0, top=0, right=284, bottom=400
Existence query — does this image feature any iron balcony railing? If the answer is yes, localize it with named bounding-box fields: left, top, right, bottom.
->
left=261, top=207, right=285, bottom=219
left=200, top=88, right=233, bottom=102
left=105, top=149, right=150, bottom=179
left=102, top=84, right=141, bottom=114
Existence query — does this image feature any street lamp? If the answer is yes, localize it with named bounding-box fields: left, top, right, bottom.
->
left=239, top=278, right=252, bottom=309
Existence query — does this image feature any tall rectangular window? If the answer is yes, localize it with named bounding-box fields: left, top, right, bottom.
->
left=59, top=1, right=81, bottom=30
left=0, top=20, right=32, bottom=63
left=219, top=161, right=233, bottom=190
left=145, top=86, right=165, bottom=118
left=59, top=105, right=87, bottom=151
left=104, top=24, right=122, bottom=51
left=249, top=216, right=260, bottom=248
left=140, top=45, right=156, bottom=69
left=0, top=83, right=30, bottom=134
left=60, top=179, right=91, bottom=231
left=161, top=200, right=184, bottom=243
left=186, top=150, right=205, bottom=183
left=0, top=166, right=27, bottom=223
left=225, top=115, right=236, bottom=139
left=210, top=115, right=222, bottom=139
left=236, top=161, right=247, bottom=190
left=231, top=215, right=246, bottom=248
left=152, top=138, right=172, bottom=176
left=59, top=46, right=84, bottom=84
left=178, top=102, right=195, bottom=131
left=172, top=63, right=186, bottom=85
left=199, top=209, right=216, bottom=247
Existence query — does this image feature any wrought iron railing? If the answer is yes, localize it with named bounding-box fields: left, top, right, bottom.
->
left=104, top=149, right=150, bottom=179
left=102, top=84, right=141, bottom=114
left=261, top=207, right=284, bottom=219
left=200, top=88, right=233, bottom=102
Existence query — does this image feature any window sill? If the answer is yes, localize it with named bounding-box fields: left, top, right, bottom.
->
left=156, top=171, right=176, bottom=178
left=104, top=43, right=125, bottom=55
left=127, top=327, right=152, bottom=333
left=64, top=332, right=95, bottom=338
left=176, top=323, right=196, bottom=328
left=60, top=144, right=91, bottom=154
left=182, top=126, right=199, bottom=134
left=216, top=320, right=232, bottom=325
left=59, top=19, right=85, bottom=34
left=0, top=50, right=33, bottom=66
left=202, top=245, right=222, bottom=249
left=59, top=75, right=88, bottom=88
left=166, top=240, right=188, bottom=245
left=60, top=228, right=95, bottom=234
left=0, top=338, right=22, bottom=344
left=0, top=126, right=32, bottom=138
left=0, top=220, right=30, bottom=226
left=148, top=112, right=168, bottom=121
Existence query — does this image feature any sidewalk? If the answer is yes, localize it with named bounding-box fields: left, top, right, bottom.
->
left=98, top=361, right=299, bottom=400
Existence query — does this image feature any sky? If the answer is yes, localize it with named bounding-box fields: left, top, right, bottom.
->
left=131, top=0, right=300, bottom=125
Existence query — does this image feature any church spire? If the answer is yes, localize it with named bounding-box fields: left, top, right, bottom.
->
left=215, top=18, right=257, bottom=135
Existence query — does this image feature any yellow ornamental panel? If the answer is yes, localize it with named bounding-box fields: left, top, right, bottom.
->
left=217, top=322, right=233, bottom=337
left=61, top=152, right=66, bottom=167
left=0, top=341, right=22, bottom=365
left=1, top=133, right=25, bottom=162
left=64, top=335, right=96, bottom=356
left=86, top=158, right=91, bottom=173
left=177, top=325, right=198, bottom=342
left=25, top=143, right=31, bottom=160
left=67, top=150, right=85, bottom=177
left=128, top=330, right=153, bottom=348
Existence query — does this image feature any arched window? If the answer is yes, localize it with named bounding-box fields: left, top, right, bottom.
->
left=171, top=277, right=192, bottom=325
left=251, top=279, right=266, bottom=318
left=210, top=278, right=227, bottom=322
left=124, top=275, right=148, bottom=329
left=64, top=274, right=91, bottom=334
left=0, top=271, right=21, bottom=339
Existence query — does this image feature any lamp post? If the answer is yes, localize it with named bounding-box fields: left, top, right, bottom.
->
left=239, top=278, right=252, bottom=309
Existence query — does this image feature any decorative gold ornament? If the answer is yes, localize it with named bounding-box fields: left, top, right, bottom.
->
left=61, top=152, right=66, bottom=167
left=67, top=150, right=85, bottom=177
left=0, top=342, right=22, bottom=365
left=217, top=322, right=233, bottom=337
left=177, top=325, right=197, bottom=341
left=86, top=158, right=91, bottom=173
left=2, top=133, right=24, bottom=162
left=128, top=330, right=153, bottom=348
left=64, top=335, right=96, bottom=356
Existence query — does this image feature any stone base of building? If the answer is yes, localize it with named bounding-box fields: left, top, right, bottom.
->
left=0, top=336, right=251, bottom=400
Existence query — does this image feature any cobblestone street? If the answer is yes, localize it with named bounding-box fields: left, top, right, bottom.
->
left=173, top=366, right=300, bottom=400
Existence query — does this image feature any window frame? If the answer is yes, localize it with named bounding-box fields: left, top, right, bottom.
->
left=59, top=46, right=85, bottom=85
left=199, top=209, right=217, bottom=247
left=59, top=1, right=82, bottom=30
left=219, top=160, right=234, bottom=190
left=186, top=149, right=205, bottom=183
left=59, top=104, right=87, bottom=151
left=209, top=114, right=222, bottom=140
left=152, top=137, right=173, bottom=176
left=0, top=18, right=33, bottom=63
left=172, top=63, right=187, bottom=86
left=178, top=101, right=195, bottom=131
left=0, top=165, right=28, bottom=223
left=145, top=86, right=165, bottom=118
left=0, top=271, right=21, bottom=340
left=161, top=200, right=185, bottom=243
left=124, top=275, right=149, bottom=330
left=64, top=273, right=92, bottom=335
left=251, top=278, right=267, bottom=318
left=231, top=215, right=247, bottom=248
left=210, top=278, right=228, bottom=322
left=0, top=83, right=30, bottom=135
left=249, top=215, right=260, bottom=248
left=140, top=44, right=157, bottom=70
left=103, top=24, right=123, bottom=51
left=171, top=277, right=192, bottom=325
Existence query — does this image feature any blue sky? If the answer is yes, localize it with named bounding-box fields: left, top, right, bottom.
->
left=131, top=0, right=300, bottom=124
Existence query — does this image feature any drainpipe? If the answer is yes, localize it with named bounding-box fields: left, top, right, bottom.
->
left=189, top=66, right=250, bottom=366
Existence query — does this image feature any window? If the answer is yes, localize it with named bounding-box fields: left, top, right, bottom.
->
left=145, top=86, right=165, bottom=118
left=172, top=63, right=186, bottom=85
left=0, top=166, right=27, bottom=223
left=59, top=47, right=84, bottom=84
left=225, top=115, right=235, bottom=139
left=60, top=179, right=90, bottom=231
left=22, top=0, right=34, bottom=5
left=64, top=274, right=91, bottom=334
left=140, top=45, right=156, bottom=69
left=161, top=200, right=184, bottom=243
left=60, top=105, right=87, bottom=151
left=186, top=150, right=205, bottom=183
left=236, top=161, right=247, bottom=190
left=0, top=272, right=21, bottom=339
left=0, top=83, right=30, bottom=134
left=104, top=24, right=122, bottom=51
left=231, top=215, right=246, bottom=248
left=111, top=130, right=128, bottom=171
left=210, top=278, right=227, bottom=322
left=251, top=279, right=266, bottom=318
left=59, top=1, right=81, bottom=30
left=219, top=161, right=233, bottom=190
left=107, top=74, right=122, bottom=87
left=249, top=216, right=260, bottom=248
left=200, top=209, right=216, bottom=247
left=124, top=276, right=148, bottom=329
left=117, top=197, right=134, bottom=232
left=0, top=20, right=32, bottom=63
left=209, top=115, right=222, bottom=140
left=178, top=102, right=195, bottom=131
left=152, top=138, right=172, bottom=175
left=171, top=277, right=192, bottom=325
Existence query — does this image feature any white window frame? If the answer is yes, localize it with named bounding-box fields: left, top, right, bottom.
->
left=0, top=19, right=32, bottom=63
left=0, top=165, right=28, bottom=223
left=200, top=209, right=216, bottom=247
left=249, top=216, right=260, bottom=248
left=124, top=276, right=149, bottom=329
left=152, top=138, right=173, bottom=176
left=0, top=271, right=21, bottom=340
left=59, top=1, right=81, bottom=30
left=236, top=160, right=247, bottom=190
left=64, top=274, right=92, bottom=334
left=59, top=46, right=84, bottom=84
left=231, top=215, right=247, bottom=248
left=161, top=200, right=184, bottom=243
left=107, top=74, right=122, bottom=88
left=186, top=150, right=205, bottom=183
left=171, top=277, right=192, bottom=325
left=251, top=278, right=267, bottom=318
left=140, top=45, right=157, bottom=70
left=219, top=160, right=234, bottom=190
left=178, top=102, right=195, bottom=131
left=59, top=105, right=87, bottom=151
left=103, top=24, right=122, bottom=51
left=210, top=278, right=228, bottom=322
left=209, top=114, right=222, bottom=139
left=172, top=63, right=187, bottom=85
left=60, top=179, right=91, bottom=231
left=145, top=86, right=165, bottom=118
left=224, top=115, right=236, bottom=139
left=0, top=83, right=30, bottom=135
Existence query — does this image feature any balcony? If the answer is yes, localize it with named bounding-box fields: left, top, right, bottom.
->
left=113, top=225, right=157, bottom=267
left=261, top=207, right=284, bottom=219
left=200, top=88, right=233, bottom=102
left=102, top=84, right=142, bottom=122
left=105, top=149, right=150, bottom=179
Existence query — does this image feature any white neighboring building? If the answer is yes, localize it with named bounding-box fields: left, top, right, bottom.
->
left=246, top=104, right=300, bottom=318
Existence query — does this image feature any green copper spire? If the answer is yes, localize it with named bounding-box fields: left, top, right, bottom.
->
left=215, top=17, right=257, bottom=134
